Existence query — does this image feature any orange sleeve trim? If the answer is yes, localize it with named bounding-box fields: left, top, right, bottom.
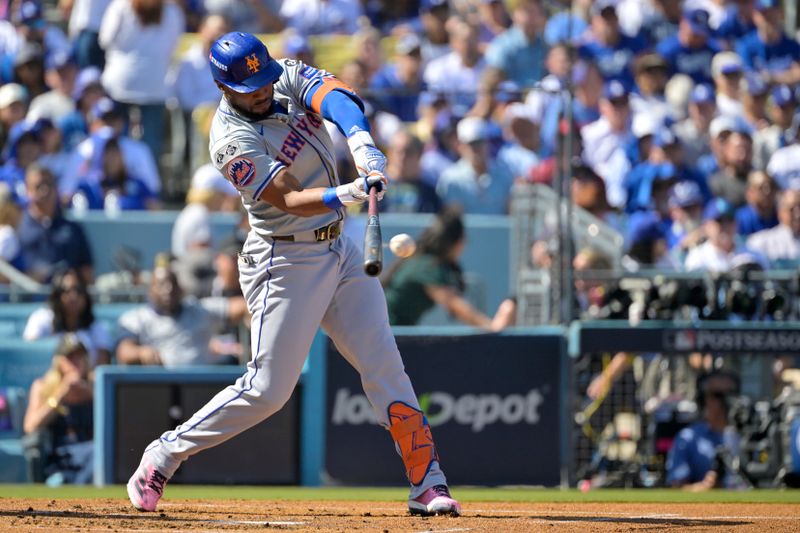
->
left=310, top=78, right=357, bottom=114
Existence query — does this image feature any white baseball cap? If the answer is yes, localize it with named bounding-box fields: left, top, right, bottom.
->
left=190, top=163, right=237, bottom=196
left=456, top=116, right=489, bottom=144
left=711, top=51, right=743, bottom=79
left=0, top=83, right=27, bottom=109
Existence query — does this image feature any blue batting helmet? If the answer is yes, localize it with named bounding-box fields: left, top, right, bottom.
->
left=210, top=32, right=283, bottom=93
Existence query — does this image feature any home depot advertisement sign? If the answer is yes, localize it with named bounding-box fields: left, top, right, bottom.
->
left=325, top=334, right=565, bottom=486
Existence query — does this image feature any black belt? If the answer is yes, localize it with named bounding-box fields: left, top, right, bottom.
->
left=271, top=221, right=342, bottom=242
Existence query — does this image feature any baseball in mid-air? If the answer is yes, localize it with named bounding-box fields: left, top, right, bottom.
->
left=389, top=233, right=416, bottom=258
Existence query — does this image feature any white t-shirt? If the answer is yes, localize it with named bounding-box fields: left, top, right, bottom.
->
left=23, top=307, right=112, bottom=367
left=167, top=43, right=222, bottom=112
left=99, top=0, right=185, bottom=103
left=69, top=0, right=113, bottom=36
left=279, top=0, right=362, bottom=35
left=171, top=203, right=211, bottom=259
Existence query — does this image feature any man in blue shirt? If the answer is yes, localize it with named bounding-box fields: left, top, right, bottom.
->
left=369, top=34, right=425, bottom=122
left=17, top=164, right=93, bottom=283
left=736, top=0, right=800, bottom=86
left=656, top=8, right=722, bottom=85
left=577, top=0, right=647, bottom=88
left=666, top=371, right=741, bottom=490
left=484, top=0, right=548, bottom=90
left=735, top=170, right=779, bottom=236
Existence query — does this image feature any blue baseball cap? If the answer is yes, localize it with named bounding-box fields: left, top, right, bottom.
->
left=590, top=0, right=618, bottom=17
left=421, top=0, right=448, bottom=12
left=756, top=0, right=780, bottom=11
left=669, top=181, right=704, bottom=209
left=626, top=211, right=667, bottom=250
left=14, top=0, right=44, bottom=27
left=45, top=50, right=75, bottom=71
left=495, top=80, right=522, bottom=103
left=772, top=84, right=795, bottom=107
left=602, top=80, right=629, bottom=101
left=683, top=8, right=710, bottom=37
left=703, top=197, right=736, bottom=221
left=283, top=34, right=311, bottom=57
left=210, top=32, right=284, bottom=94
left=691, top=83, right=715, bottom=104
left=653, top=129, right=680, bottom=148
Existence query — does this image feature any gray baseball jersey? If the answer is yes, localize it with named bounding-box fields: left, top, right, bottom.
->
left=208, top=59, right=342, bottom=238
left=137, top=59, right=448, bottom=500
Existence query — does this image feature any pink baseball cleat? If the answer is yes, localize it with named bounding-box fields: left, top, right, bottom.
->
left=127, top=457, right=169, bottom=512
left=408, top=485, right=461, bottom=516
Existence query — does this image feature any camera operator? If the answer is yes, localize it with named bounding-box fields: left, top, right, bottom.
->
left=666, top=371, right=741, bottom=491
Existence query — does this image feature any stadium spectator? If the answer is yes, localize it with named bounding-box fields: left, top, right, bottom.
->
left=753, top=84, right=798, bottom=170
left=23, top=333, right=94, bottom=484
left=581, top=80, right=635, bottom=209
left=711, top=51, right=744, bottom=117
left=630, top=54, right=672, bottom=123
left=571, top=164, right=622, bottom=231
left=353, top=26, right=384, bottom=82
left=666, top=371, right=741, bottom=490
left=171, top=163, right=238, bottom=259
left=747, top=189, right=800, bottom=268
left=424, top=19, right=486, bottom=116
left=666, top=180, right=705, bottom=254
left=61, top=97, right=161, bottom=203
left=577, top=0, right=646, bottom=88
left=207, top=234, right=246, bottom=363
left=708, top=119, right=754, bottom=207
left=684, top=197, right=767, bottom=272
left=58, top=66, right=105, bottom=151
left=543, top=0, right=589, bottom=46
left=383, top=207, right=516, bottom=328
left=436, top=116, right=514, bottom=214
left=736, top=0, right=800, bottom=86
left=419, top=108, right=458, bottom=181
left=13, top=41, right=47, bottom=100
left=496, top=102, right=539, bottom=182
left=1, top=119, right=43, bottom=200
left=23, top=266, right=112, bottom=367
left=476, top=0, right=511, bottom=49
left=572, top=246, right=613, bottom=318
left=484, top=0, right=547, bottom=89
left=8, top=1, right=71, bottom=59
left=202, top=0, right=283, bottom=34
left=656, top=8, right=721, bottom=85
left=741, top=71, right=770, bottom=130
left=115, top=257, right=248, bottom=367
left=99, top=0, right=185, bottom=163
left=0, top=182, right=23, bottom=272
left=71, top=135, right=160, bottom=212
left=714, top=0, right=756, bottom=45
left=63, top=0, right=113, bottom=69
left=735, top=170, right=779, bottom=237
left=26, top=50, right=78, bottom=122
left=674, top=83, right=716, bottom=167
left=382, top=128, right=440, bottom=213
left=637, top=0, right=681, bottom=46
left=369, top=33, right=425, bottom=122
left=279, top=0, right=362, bottom=35
left=18, top=164, right=93, bottom=283
left=0, top=83, right=28, bottom=149
left=622, top=210, right=676, bottom=272
left=419, top=0, right=451, bottom=65
left=30, top=117, right=69, bottom=184
left=167, top=13, right=227, bottom=115
left=766, top=137, right=800, bottom=191
left=280, top=31, right=315, bottom=66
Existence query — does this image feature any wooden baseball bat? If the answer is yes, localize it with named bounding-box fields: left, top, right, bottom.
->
left=364, top=187, right=383, bottom=276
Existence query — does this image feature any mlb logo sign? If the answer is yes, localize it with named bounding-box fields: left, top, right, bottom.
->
left=227, top=157, right=256, bottom=186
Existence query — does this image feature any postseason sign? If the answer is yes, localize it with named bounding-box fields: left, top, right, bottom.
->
left=325, top=333, right=566, bottom=486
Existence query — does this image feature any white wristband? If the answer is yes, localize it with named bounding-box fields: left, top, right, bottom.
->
left=335, top=182, right=361, bottom=204
left=347, top=131, right=376, bottom=152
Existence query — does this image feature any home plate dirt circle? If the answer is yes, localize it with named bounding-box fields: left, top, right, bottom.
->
left=0, top=498, right=798, bottom=531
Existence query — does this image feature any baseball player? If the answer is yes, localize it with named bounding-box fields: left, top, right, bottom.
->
left=126, top=32, right=461, bottom=517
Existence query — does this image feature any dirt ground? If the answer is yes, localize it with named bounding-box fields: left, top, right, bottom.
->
left=0, top=498, right=798, bottom=532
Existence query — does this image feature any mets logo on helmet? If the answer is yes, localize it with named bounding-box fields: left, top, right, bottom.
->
left=227, top=157, right=256, bottom=186
left=246, top=53, right=261, bottom=73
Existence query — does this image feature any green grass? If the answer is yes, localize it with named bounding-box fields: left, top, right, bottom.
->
left=0, top=485, right=798, bottom=504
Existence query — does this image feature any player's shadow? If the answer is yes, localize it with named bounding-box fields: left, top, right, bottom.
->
left=473, top=513, right=752, bottom=528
